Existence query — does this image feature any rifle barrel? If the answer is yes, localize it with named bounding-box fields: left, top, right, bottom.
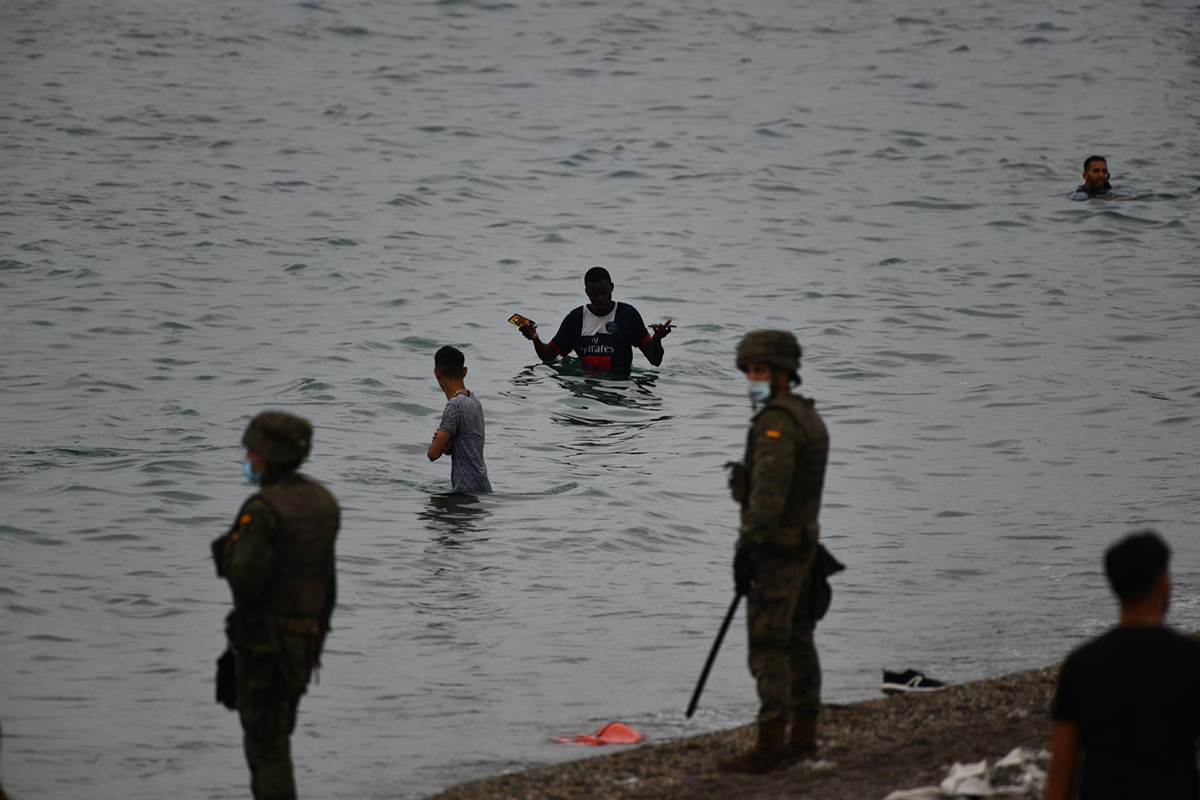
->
left=685, top=593, right=742, bottom=719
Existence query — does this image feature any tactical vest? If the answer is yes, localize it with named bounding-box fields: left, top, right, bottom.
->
left=250, top=473, right=340, bottom=630
left=738, top=394, right=829, bottom=554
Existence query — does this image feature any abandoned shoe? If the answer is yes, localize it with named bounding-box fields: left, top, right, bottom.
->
left=881, top=668, right=947, bottom=695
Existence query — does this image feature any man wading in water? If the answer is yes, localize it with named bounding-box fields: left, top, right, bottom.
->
left=720, top=330, right=830, bottom=773
left=428, top=345, right=492, bottom=494
left=518, top=266, right=672, bottom=375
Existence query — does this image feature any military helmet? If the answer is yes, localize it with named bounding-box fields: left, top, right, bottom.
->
left=736, top=330, right=802, bottom=374
left=242, top=411, right=313, bottom=466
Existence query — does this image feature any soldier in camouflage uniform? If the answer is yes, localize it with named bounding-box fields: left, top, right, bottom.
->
left=212, top=412, right=340, bottom=800
left=719, top=331, right=830, bottom=774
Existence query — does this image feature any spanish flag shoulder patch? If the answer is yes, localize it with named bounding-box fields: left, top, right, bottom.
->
left=764, top=429, right=783, bottom=439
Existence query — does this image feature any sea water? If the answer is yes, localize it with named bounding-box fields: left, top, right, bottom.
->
left=2, top=0, right=1198, bottom=796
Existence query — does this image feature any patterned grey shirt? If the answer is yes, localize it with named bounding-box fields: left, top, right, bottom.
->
left=438, top=391, right=492, bottom=494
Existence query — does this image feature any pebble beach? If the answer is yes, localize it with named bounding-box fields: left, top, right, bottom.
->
left=428, top=664, right=1060, bottom=800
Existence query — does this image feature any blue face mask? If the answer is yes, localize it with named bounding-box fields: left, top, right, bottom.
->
left=747, top=379, right=772, bottom=407
left=242, top=458, right=260, bottom=484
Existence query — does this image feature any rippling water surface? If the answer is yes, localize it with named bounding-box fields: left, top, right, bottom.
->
left=3, top=0, right=1199, bottom=796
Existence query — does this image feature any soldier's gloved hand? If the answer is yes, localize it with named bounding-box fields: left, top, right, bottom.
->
left=733, top=543, right=759, bottom=596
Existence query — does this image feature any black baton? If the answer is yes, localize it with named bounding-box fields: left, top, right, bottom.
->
left=685, top=593, right=742, bottom=719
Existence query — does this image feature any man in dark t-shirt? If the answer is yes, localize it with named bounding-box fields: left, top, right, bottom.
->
left=1048, top=530, right=1200, bottom=800
left=518, top=266, right=672, bottom=375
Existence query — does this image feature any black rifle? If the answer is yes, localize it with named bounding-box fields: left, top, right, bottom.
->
left=685, top=593, right=742, bottom=718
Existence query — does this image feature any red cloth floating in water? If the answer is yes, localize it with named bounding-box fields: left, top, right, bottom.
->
left=552, top=721, right=643, bottom=746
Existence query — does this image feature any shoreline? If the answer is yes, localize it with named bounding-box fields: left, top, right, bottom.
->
left=426, top=664, right=1059, bottom=799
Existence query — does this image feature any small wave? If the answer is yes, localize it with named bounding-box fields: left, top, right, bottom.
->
left=887, top=199, right=978, bottom=211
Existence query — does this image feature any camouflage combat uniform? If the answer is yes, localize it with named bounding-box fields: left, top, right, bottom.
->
left=736, top=393, right=829, bottom=728
left=213, top=413, right=339, bottom=800
left=720, top=329, right=830, bottom=773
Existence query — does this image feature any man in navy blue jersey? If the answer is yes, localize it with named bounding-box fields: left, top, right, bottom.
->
left=519, top=267, right=672, bottom=375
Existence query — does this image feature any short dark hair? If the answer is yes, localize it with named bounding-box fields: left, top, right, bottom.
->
left=584, top=266, right=611, bottom=284
left=1083, top=155, right=1107, bottom=171
left=434, top=345, right=465, bottom=379
left=1104, top=530, right=1169, bottom=605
